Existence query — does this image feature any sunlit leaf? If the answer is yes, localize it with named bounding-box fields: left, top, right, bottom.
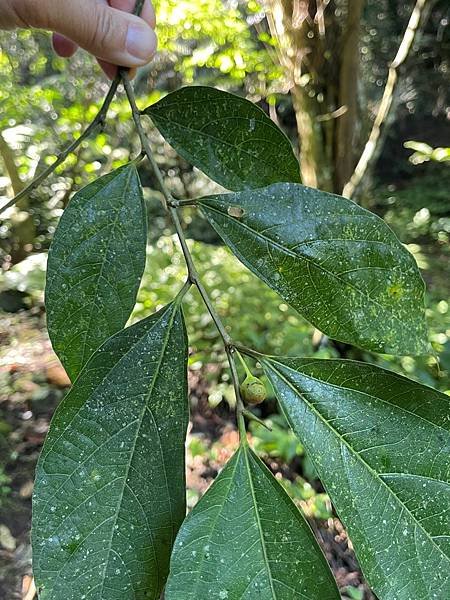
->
left=144, top=86, right=300, bottom=191
left=45, top=164, right=147, bottom=381
left=32, top=303, right=189, bottom=600
left=166, top=443, right=339, bottom=599
left=263, top=356, right=450, bottom=599
left=199, top=183, right=428, bottom=355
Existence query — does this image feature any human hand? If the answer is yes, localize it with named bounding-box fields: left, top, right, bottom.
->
left=0, top=0, right=157, bottom=79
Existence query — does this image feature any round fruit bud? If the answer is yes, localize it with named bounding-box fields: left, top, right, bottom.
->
left=240, top=375, right=267, bottom=405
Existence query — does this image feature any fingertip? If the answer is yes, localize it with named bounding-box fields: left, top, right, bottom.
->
left=52, top=33, right=78, bottom=58
left=55, top=1, right=157, bottom=72
left=124, top=21, right=157, bottom=65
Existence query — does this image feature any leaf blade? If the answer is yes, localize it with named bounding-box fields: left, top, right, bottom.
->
left=199, top=183, right=428, bottom=355
left=32, top=303, right=189, bottom=600
left=144, top=86, right=300, bottom=191
left=166, top=444, right=339, bottom=599
left=45, top=164, right=147, bottom=380
left=263, top=356, right=450, bottom=599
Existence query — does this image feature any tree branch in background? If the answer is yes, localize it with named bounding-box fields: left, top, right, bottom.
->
left=266, top=0, right=359, bottom=192
left=343, top=0, right=430, bottom=199
left=267, top=0, right=325, bottom=189
left=0, top=132, right=24, bottom=196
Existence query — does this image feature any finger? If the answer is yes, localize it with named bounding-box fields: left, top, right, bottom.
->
left=52, top=33, right=78, bottom=58
left=20, top=0, right=157, bottom=68
left=97, top=59, right=137, bottom=80
left=97, top=59, right=118, bottom=80
left=108, top=0, right=156, bottom=29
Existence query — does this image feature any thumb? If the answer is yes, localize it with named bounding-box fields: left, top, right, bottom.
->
left=19, top=0, right=157, bottom=67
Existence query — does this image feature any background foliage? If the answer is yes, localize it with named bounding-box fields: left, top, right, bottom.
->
left=0, top=0, right=449, bottom=597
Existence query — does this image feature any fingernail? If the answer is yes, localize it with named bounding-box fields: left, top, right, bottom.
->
left=126, top=23, right=157, bottom=63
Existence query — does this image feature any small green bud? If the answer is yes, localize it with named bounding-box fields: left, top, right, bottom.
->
left=240, top=374, right=267, bottom=405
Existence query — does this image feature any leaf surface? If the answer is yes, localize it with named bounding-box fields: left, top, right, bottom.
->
left=199, top=183, right=428, bottom=355
left=32, top=303, right=189, bottom=600
left=144, top=86, right=300, bottom=191
left=263, top=356, right=450, bottom=599
left=166, top=444, right=339, bottom=599
left=46, top=164, right=147, bottom=380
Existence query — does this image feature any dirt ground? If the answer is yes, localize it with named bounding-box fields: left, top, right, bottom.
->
left=0, top=311, right=375, bottom=599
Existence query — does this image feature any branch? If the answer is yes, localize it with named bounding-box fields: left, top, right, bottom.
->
left=0, top=132, right=24, bottom=196
left=121, top=72, right=248, bottom=436
left=343, top=0, right=429, bottom=198
left=132, top=0, right=146, bottom=15
left=0, top=79, right=119, bottom=216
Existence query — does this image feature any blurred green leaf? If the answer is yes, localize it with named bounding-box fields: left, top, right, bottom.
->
left=343, top=587, right=364, bottom=600
left=249, top=414, right=303, bottom=463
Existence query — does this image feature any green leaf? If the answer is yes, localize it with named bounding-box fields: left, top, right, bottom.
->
left=32, top=302, right=189, bottom=600
left=165, top=444, right=339, bottom=600
left=199, top=183, right=428, bottom=355
left=144, top=86, right=300, bottom=191
left=45, top=164, right=147, bottom=381
left=262, top=356, right=450, bottom=599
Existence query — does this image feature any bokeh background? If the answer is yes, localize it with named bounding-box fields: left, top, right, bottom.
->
left=0, top=0, right=449, bottom=598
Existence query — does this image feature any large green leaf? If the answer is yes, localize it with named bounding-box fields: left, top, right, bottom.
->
left=144, top=86, right=300, bottom=191
left=32, top=302, right=189, bottom=600
left=45, top=164, right=147, bottom=381
left=199, top=183, right=428, bottom=355
left=165, top=443, right=339, bottom=599
left=262, top=356, right=450, bottom=599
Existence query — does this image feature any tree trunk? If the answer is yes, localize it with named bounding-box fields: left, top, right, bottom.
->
left=267, top=0, right=359, bottom=193
left=343, top=0, right=432, bottom=198
left=290, top=84, right=331, bottom=189
left=335, top=0, right=365, bottom=193
left=0, top=131, right=36, bottom=266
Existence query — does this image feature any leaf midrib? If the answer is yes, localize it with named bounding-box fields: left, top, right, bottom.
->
left=243, top=446, right=278, bottom=599
left=263, top=359, right=450, bottom=565
left=149, top=114, right=297, bottom=182
left=97, top=304, right=179, bottom=599
left=37, top=306, right=179, bottom=599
